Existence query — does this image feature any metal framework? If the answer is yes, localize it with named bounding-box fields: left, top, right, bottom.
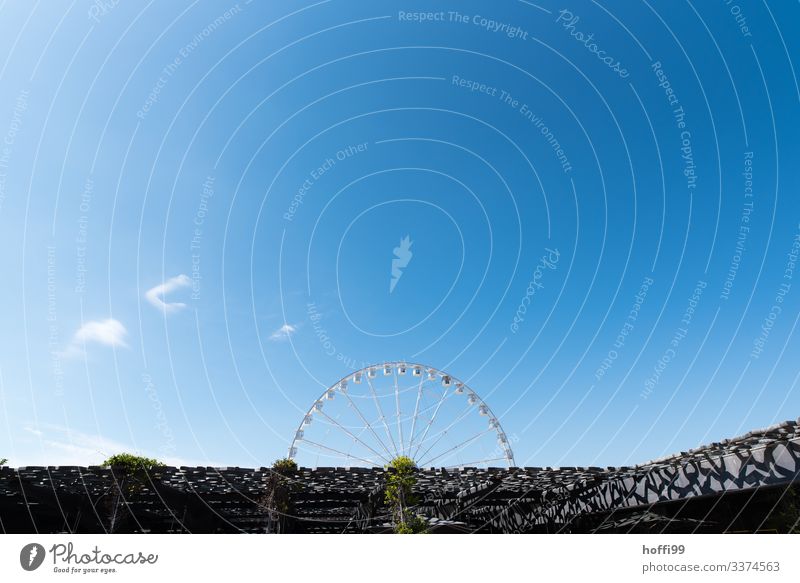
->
left=287, top=362, right=515, bottom=468
left=1, top=419, right=797, bottom=533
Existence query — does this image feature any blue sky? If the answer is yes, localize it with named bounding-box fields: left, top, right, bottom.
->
left=0, top=0, right=798, bottom=468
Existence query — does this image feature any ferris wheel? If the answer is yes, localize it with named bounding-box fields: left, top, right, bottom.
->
left=287, top=362, right=515, bottom=468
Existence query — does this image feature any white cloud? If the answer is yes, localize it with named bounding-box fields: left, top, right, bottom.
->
left=17, top=424, right=133, bottom=466
left=74, top=319, right=128, bottom=346
left=270, top=323, right=297, bottom=341
left=61, top=318, right=128, bottom=358
left=14, top=424, right=220, bottom=467
left=144, top=274, right=191, bottom=313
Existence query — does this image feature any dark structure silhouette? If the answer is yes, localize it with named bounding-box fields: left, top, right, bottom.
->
left=1, top=420, right=797, bottom=533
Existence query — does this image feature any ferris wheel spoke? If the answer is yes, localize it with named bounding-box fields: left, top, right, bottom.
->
left=440, top=456, right=508, bottom=469
left=340, top=390, right=395, bottom=460
left=393, top=369, right=405, bottom=455
left=414, top=403, right=475, bottom=464
left=366, top=374, right=399, bottom=456
left=418, top=427, right=494, bottom=467
left=406, top=374, right=425, bottom=455
left=300, top=438, right=382, bottom=466
left=410, top=386, right=455, bottom=460
left=315, top=409, right=392, bottom=464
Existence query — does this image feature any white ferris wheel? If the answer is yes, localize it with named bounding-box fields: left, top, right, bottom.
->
left=288, top=362, right=515, bottom=468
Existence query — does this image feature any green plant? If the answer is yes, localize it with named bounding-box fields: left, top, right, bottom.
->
left=99, top=453, right=164, bottom=533
left=385, top=456, right=427, bottom=534
left=0, top=457, right=7, bottom=466
left=394, top=515, right=428, bottom=534
left=261, top=458, right=298, bottom=533
left=101, top=453, right=164, bottom=472
left=271, top=457, right=297, bottom=475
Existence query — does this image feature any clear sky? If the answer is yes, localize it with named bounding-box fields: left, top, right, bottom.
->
left=0, top=0, right=798, bottom=468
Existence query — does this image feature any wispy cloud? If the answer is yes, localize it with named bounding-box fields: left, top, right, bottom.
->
left=16, top=424, right=219, bottom=467
left=270, top=323, right=297, bottom=341
left=61, top=318, right=128, bottom=358
left=19, top=424, right=134, bottom=466
left=144, top=274, right=191, bottom=313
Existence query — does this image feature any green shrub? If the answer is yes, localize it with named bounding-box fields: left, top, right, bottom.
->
left=99, top=453, right=163, bottom=533
left=385, top=456, right=427, bottom=534
left=261, top=458, right=298, bottom=533
left=272, top=457, right=298, bottom=475
left=101, top=453, right=164, bottom=472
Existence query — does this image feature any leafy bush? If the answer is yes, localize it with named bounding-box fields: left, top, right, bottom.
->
left=0, top=457, right=7, bottom=466
left=99, top=453, right=163, bottom=533
left=393, top=515, right=428, bottom=534
left=385, top=456, right=427, bottom=533
left=101, top=453, right=164, bottom=472
left=272, top=457, right=298, bottom=475
left=260, top=458, right=299, bottom=532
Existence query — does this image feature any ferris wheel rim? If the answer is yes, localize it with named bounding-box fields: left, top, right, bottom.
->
left=287, top=361, right=515, bottom=467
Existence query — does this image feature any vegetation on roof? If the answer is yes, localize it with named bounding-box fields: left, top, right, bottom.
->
left=385, top=456, right=428, bottom=534
left=101, top=453, right=164, bottom=472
